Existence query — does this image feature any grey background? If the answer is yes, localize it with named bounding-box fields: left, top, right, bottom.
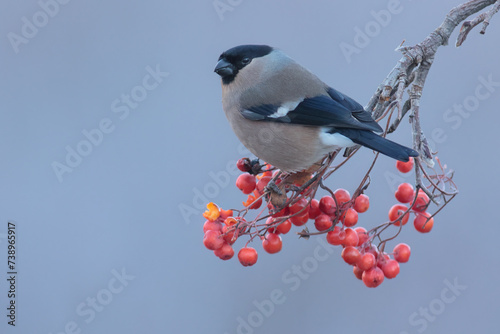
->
left=1, top=0, right=498, bottom=333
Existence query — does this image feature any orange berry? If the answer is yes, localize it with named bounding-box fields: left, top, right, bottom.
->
left=202, top=202, right=220, bottom=222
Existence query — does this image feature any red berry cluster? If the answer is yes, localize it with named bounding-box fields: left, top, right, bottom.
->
left=392, top=158, right=434, bottom=233
left=316, top=189, right=413, bottom=288
left=201, top=156, right=438, bottom=287
left=349, top=243, right=411, bottom=287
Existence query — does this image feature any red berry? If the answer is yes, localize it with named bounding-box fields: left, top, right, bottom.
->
left=354, top=227, right=369, bottom=246
left=262, top=233, right=283, bottom=254
left=393, top=243, right=411, bottom=263
left=219, top=209, right=233, bottom=220
left=354, top=194, right=370, bottom=213
left=319, top=196, right=337, bottom=215
left=341, top=246, right=361, bottom=265
left=395, top=183, right=415, bottom=204
left=256, top=176, right=272, bottom=194
left=203, top=230, right=224, bottom=250
left=290, top=212, right=309, bottom=226
left=266, top=217, right=278, bottom=232
left=252, top=191, right=263, bottom=209
left=326, top=226, right=344, bottom=246
left=268, top=218, right=292, bottom=235
left=412, top=190, right=430, bottom=212
left=381, top=259, right=400, bottom=279
left=270, top=205, right=289, bottom=218
left=289, top=198, right=309, bottom=216
left=314, top=214, right=332, bottom=231
left=222, top=225, right=238, bottom=245
left=353, top=266, right=364, bottom=280
left=236, top=158, right=252, bottom=172
left=376, top=253, right=391, bottom=269
left=388, top=204, right=410, bottom=226
left=236, top=173, right=257, bottom=194
left=308, top=199, right=321, bottom=219
left=364, top=244, right=378, bottom=257
left=357, top=252, right=376, bottom=271
left=214, top=242, right=234, bottom=260
left=396, top=157, right=414, bottom=173
left=414, top=212, right=434, bottom=233
left=334, top=189, right=351, bottom=206
left=342, top=208, right=358, bottom=227
left=238, top=247, right=258, bottom=266
left=203, top=220, right=222, bottom=233
left=343, top=228, right=359, bottom=247
left=266, top=217, right=292, bottom=234
left=243, top=191, right=262, bottom=210
left=276, top=219, right=292, bottom=234
left=362, top=267, right=385, bottom=288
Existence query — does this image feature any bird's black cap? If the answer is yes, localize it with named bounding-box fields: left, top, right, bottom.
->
left=214, top=45, right=273, bottom=84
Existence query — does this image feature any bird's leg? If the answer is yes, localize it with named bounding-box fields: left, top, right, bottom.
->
left=266, top=180, right=283, bottom=195
left=265, top=171, right=285, bottom=195
left=264, top=171, right=289, bottom=208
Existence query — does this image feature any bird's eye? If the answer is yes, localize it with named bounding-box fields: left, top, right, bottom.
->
left=241, top=57, right=251, bottom=65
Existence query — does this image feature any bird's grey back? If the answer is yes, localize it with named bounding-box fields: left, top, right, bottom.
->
left=222, top=49, right=328, bottom=111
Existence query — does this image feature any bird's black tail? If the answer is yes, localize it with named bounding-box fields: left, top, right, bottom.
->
left=336, top=129, right=419, bottom=162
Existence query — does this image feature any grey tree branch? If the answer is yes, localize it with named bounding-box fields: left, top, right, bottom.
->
left=365, top=0, right=498, bottom=199
left=456, top=0, right=500, bottom=46
left=480, top=0, right=500, bottom=32
left=456, top=13, right=488, bottom=46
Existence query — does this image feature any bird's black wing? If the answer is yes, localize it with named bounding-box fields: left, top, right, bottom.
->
left=242, top=87, right=382, bottom=133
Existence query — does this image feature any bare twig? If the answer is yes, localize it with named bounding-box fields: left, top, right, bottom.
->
left=456, top=13, right=488, bottom=46
left=368, top=0, right=498, bottom=126
left=481, top=0, right=500, bottom=32
left=457, top=0, right=500, bottom=45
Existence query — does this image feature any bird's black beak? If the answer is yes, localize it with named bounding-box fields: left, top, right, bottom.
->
left=214, top=59, right=235, bottom=77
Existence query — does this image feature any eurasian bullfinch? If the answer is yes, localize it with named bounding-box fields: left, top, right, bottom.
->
left=214, top=44, right=418, bottom=172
